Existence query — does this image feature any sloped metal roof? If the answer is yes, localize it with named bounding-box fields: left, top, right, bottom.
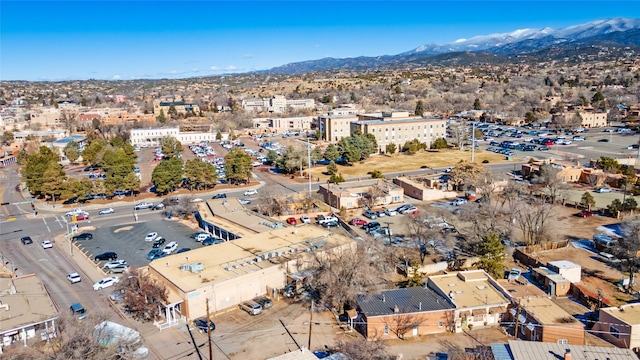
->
left=357, top=287, right=454, bottom=317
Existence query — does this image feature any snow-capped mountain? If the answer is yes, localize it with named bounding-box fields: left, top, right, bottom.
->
left=406, top=17, right=640, bottom=55
left=268, top=17, right=640, bottom=74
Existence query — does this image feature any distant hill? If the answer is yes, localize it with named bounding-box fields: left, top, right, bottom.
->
left=267, top=17, right=640, bottom=74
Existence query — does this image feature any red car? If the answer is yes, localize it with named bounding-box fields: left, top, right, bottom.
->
left=75, top=213, right=90, bottom=221
left=542, top=140, right=555, bottom=146
left=286, top=217, right=297, bottom=225
left=350, top=218, right=367, bottom=226
left=577, top=210, right=594, bottom=218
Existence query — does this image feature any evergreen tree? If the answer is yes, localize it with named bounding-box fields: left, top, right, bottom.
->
left=157, top=109, right=167, bottom=124
left=224, top=147, right=253, bottom=184
left=151, top=157, right=183, bottom=194
left=473, top=98, right=481, bottom=110
left=475, top=232, right=506, bottom=279
left=580, top=192, right=596, bottom=210
left=385, top=142, right=397, bottom=154
left=323, top=144, right=340, bottom=162
left=326, top=160, right=338, bottom=175
left=414, top=100, right=425, bottom=117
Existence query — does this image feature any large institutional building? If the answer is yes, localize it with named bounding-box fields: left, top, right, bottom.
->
left=241, top=95, right=315, bottom=114
left=129, top=127, right=220, bottom=147
left=317, top=111, right=447, bottom=152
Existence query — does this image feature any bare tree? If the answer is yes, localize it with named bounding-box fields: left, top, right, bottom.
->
left=615, top=220, right=640, bottom=293
left=333, top=336, right=390, bottom=360
left=117, top=269, right=168, bottom=321
left=449, top=162, right=487, bottom=191
left=532, top=164, right=571, bottom=204
left=511, top=199, right=555, bottom=245
left=383, top=313, right=424, bottom=340
left=257, top=189, right=290, bottom=216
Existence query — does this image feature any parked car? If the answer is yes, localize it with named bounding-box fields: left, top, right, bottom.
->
left=243, top=189, right=258, bottom=196
left=577, top=210, right=595, bottom=217
left=144, top=232, right=159, bottom=242
left=162, top=241, right=178, bottom=254
left=152, top=237, right=166, bottom=248
left=195, top=233, right=211, bottom=242
left=190, top=198, right=204, bottom=203
left=350, top=218, right=367, bottom=226
left=395, top=204, right=411, bottom=213
left=72, top=232, right=93, bottom=241
left=176, top=248, right=191, bottom=254
left=191, top=231, right=207, bottom=239
left=107, top=264, right=130, bottom=274
left=538, top=145, right=550, bottom=151
left=151, top=203, right=165, bottom=210
left=202, top=237, right=224, bottom=246
left=67, top=272, right=81, bottom=284
left=20, top=236, right=33, bottom=245
left=134, top=202, right=154, bottom=210
left=253, top=296, right=273, bottom=310
left=93, top=276, right=120, bottom=290
left=286, top=217, right=297, bottom=225
left=193, top=318, right=216, bottom=333
left=94, top=252, right=118, bottom=262
left=103, top=260, right=128, bottom=269
left=384, top=208, right=397, bottom=216
left=300, top=215, right=311, bottom=224
left=400, top=206, right=418, bottom=214
left=363, top=210, right=378, bottom=219
left=146, top=249, right=167, bottom=260
left=450, top=198, right=468, bottom=206
left=42, top=240, right=53, bottom=249
left=239, top=199, right=251, bottom=205
left=239, top=301, right=263, bottom=316
left=98, top=208, right=114, bottom=215
left=211, top=193, right=227, bottom=199
left=110, top=290, right=125, bottom=303
left=322, top=221, right=339, bottom=228
left=598, top=138, right=610, bottom=142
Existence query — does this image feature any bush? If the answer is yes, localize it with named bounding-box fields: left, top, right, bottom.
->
left=369, top=170, right=384, bottom=179
left=420, top=165, right=428, bottom=169
left=482, top=159, right=489, bottom=163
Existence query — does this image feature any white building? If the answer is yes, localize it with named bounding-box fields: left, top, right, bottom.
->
left=130, top=127, right=218, bottom=147
left=241, top=95, right=315, bottom=114
left=547, top=260, right=581, bottom=283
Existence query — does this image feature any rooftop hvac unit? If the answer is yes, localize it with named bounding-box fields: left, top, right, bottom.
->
left=241, top=262, right=248, bottom=267
left=275, top=251, right=282, bottom=257
left=254, top=257, right=262, bottom=263
left=248, top=260, right=255, bottom=265
left=189, top=262, right=204, bottom=273
left=263, top=253, right=270, bottom=260
left=224, top=266, right=232, bottom=271
left=180, top=264, right=190, bottom=271
left=233, top=264, right=240, bottom=269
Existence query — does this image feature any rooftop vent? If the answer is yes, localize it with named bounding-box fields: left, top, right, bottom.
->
left=189, top=262, right=204, bottom=273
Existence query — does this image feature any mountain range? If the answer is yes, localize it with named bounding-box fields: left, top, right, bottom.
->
left=268, top=17, right=640, bottom=74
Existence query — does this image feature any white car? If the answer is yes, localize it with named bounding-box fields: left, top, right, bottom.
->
left=65, top=209, right=84, bottom=217
left=244, top=189, right=258, bottom=196
left=190, top=198, right=204, bottom=203
left=134, top=202, right=154, bottom=210
left=300, top=215, right=311, bottom=224
left=103, top=260, right=128, bottom=270
left=162, top=241, right=178, bottom=254
left=98, top=208, right=115, bottom=215
left=93, top=276, right=120, bottom=291
left=450, top=198, right=468, bottom=206
left=67, top=272, right=81, bottom=284
left=384, top=209, right=397, bottom=216
left=239, top=199, right=251, bottom=205
left=144, top=232, right=159, bottom=242
left=42, top=240, right=53, bottom=249
left=596, top=187, right=612, bottom=193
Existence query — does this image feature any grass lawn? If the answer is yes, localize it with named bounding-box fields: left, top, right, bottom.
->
left=309, top=149, right=511, bottom=180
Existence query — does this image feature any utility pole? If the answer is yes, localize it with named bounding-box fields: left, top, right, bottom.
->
left=308, top=137, right=312, bottom=196
left=308, top=299, right=313, bottom=350
left=207, top=300, right=214, bottom=360
left=471, top=121, right=476, bottom=162
left=513, top=300, right=521, bottom=340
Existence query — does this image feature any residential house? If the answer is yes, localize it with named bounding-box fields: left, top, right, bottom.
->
left=531, top=267, right=572, bottom=297
left=356, top=287, right=455, bottom=340
left=594, top=304, right=640, bottom=350
left=426, top=270, right=510, bottom=332
left=318, top=179, right=404, bottom=210
left=547, top=261, right=581, bottom=283
left=521, top=159, right=583, bottom=183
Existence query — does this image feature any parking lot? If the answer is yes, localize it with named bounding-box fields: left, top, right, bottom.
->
left=74, top=219, right=197, bottom=268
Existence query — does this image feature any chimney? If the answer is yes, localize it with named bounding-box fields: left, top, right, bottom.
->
left=564, top=349, right=571, bottom=360
left=419, top=302, right=422, bottom=311
left=382, top=294, right=385, bottom=302
left=394, top=305, right=399, bottom=313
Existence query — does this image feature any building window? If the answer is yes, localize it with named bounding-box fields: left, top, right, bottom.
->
left=557, top=339, right=568, bottom=345
left=438, top=321, right=444, bottom=328
left=474, top=314, right=484, bottom=322
left=384, top=326, right=389, bottom=335
left=610, top=326, right=620, bottom=339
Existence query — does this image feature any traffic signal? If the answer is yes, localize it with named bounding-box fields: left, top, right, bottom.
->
left=31, top=202, right=35, bottom=210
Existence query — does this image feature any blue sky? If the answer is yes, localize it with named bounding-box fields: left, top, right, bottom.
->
left=2, top=1, right=639, bottom=81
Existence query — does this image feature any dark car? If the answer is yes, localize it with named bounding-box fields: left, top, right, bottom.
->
left=193, top=318, right=216, bottom=333
left=202, top=237, right=224, bottom=246
left=598, top=138, right=609, bottom=142
left=152, top=237, right=166, bottom=248
left=94, top=252, right=117, bottom=262
left=363, top=222, right=381, bottom=230
left=146, top=249, right=166, bottom=261
left=63, top=197, right=79, bottom=205
left=211, top=193, right=227, bottom=199
left=21, top=236, right=33, bottom=245
left=253, top=296, right=273, bottom=310
left=176, top=248, right=191, bottom=254
left=83, top=165, right=100, bottom=172
left=72, top=232, right=93, bottom=241
left=322, top=221, right=339, bottom=228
